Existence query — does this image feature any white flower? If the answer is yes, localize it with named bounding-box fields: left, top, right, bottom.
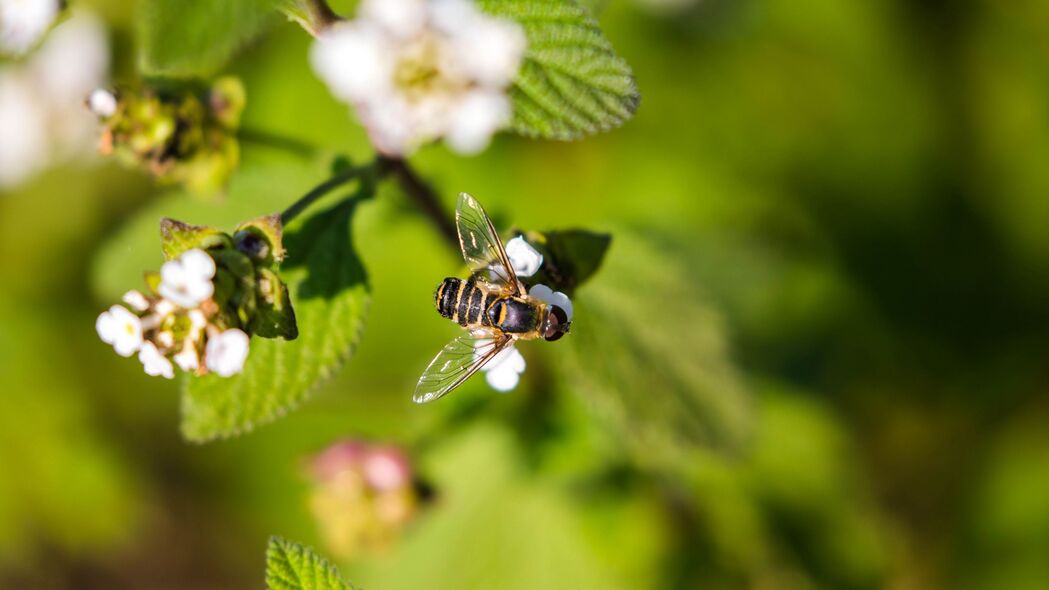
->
left=158, top=249, right=216, bottom=309
left=205, top=329, right=250, bottom=377
left=0, top=9, right=108, bottom=189
left=529, top=284, right=573, bottom=321
left=0, top=69, right=49, bottom=188
left=138, top=341, right=174, bottom=379
left=310, top=0, right=525, bottom=156
left=96, top=304, right=143, bottom=357
left=88, top=88, right=117, bottom=118
left=173, top=342, right=200, bottom=372
left=475, top=340, right=526, bottom=392
left=0, top=0, right=60, bottom=56
left=121, top=290, right=150, bottom=312
left=505, top=236, right=543, bottom=278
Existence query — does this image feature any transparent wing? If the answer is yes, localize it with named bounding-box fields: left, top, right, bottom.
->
left=456, top=192, right=521, bottom=296
left=413, top=333, right=513, bottom=404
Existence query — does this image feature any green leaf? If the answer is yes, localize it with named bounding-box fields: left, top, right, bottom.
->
left=478, top=0, right=640, bottom=140
left=252, top=267, right=299, bottom=339
left=525, top=228, right=611, bottom=294
left=561, top=231, right=752, bottom=463
left=236, top=213, right=286, bottom=264
left=138, top=0, right=281, bottom=78
left=159, top=218, right=227, bottom=261
left=266, top=536, right=356, bottom=590
left=181, top=196, right=370, bottom=442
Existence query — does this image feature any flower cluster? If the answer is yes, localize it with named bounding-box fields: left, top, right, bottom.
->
left=307, top=440, right=422, bottom=558
left=88, top=77, right=245, bottom=196
left=0, top=9, right=109, bottom=188
left=479, top=236, right=574, bottom=392
left=310, top=0, right=526, bottom=156
left=96, top=215, right=298, bottom=379
left=96, top=249, right=249, bottom=379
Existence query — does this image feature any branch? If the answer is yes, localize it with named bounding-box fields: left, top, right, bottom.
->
left=281, top=163, right=371, bottom=225
left=281, top=0, right=342, bottom=36
left=379, top=157, right=458, bottom=248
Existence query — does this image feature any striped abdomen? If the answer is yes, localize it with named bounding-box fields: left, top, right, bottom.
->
left=435, top=278, right=494, bottom=328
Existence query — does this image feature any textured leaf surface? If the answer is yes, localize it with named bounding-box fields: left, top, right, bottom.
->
left=266, top=537, right=355, bottom=590
left=138, top=0, right=280, bottom=77
left=479, top=0, right=640, bottom=139
left=91, top=152, right=370, bottom=442
left=562, top=231, right=752, bottom=462
left=182, top=196, right=369, bottom=442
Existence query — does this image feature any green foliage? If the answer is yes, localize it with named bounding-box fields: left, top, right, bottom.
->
left=159, top=218, right=228, bottom=260
left=521, top=228, right=611, bottom=294
left=561, top=231, right=751, bottom=462
left=182, top=196, right=370, bottom=442
left=138, top=0, right=281, bottom=77
left=92, top=152, right=370, bottom=442
left=266, top=536, right=356, bottom=590
left=478, top=0, right=640, bottom=140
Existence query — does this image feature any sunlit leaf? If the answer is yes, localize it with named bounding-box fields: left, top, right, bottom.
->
left=182, top=195, right=370, bottom=442
left=138, top=0, right=281, bottom=77
left=479, top=0, right=640, bottom=140
left=266, top=536, right=356, bottom=590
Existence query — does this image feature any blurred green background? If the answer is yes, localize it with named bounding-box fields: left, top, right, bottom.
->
left=3, top=0, right=1049, bottom=588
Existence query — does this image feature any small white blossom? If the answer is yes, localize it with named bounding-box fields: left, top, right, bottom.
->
left=96, top=304, right=143, bottom=357
left=205, top=328, right=250, bottom=377
left=121, top=290, right=150, bottom=312
left=87, top=88, right=117, bottom=118
left=0, top=0, right=60, bottom=56
left=529, top=284, right=573, bottom=321
left=173, top=342, right=200, bottom=372
left=0, top=10, right=109, bottom=189
left=475, top=340, right=526, bottom=392
left=310, top=0, right=525, bottom=156
left=138, top=341, right=174, bottom=379
left=505, top=236, right=543, bottom=278
left=159, top=248, right=216, bottom=309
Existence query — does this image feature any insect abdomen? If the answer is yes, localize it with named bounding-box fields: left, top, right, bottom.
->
left=435, top=278, right=491, bottom=328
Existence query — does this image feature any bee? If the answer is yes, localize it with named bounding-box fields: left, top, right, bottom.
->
left=413, top=193, right=571, bottom=403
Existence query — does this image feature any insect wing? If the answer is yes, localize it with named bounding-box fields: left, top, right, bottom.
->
left=456, top=193, right=521, bottom=295
left=413, top=333, right=513, bottom=403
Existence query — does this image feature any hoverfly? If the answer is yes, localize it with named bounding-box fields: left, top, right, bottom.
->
left=413, top=193, right=571, bottom=403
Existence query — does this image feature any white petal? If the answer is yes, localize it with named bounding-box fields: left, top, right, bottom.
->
left=310, top=22, right=393, bottom=104
left=0, top=69, right=49, bottom=188
left=173, top=344, right=199, bottom=372
left=121, top=290, right=149, bottom=312
left=139, top=341, right=174, bottom=379
left=443, top=9, right=525, bottom=87
left=29, top=11, right=109, bottom=102
left=205, top=329, right=250, bottom=377
left=482, top=343, right=526, bottom=374
left=529, top=284, right=573, bottom=321
left=97, top=305, right=143, bottom=357
left=485, top=364, right=520, bottom=392
left=158, top=251, right=215, bottom=309
left=445, top=90, right=510, bottom=155
left=360, top=0, right=426, bottom=38
left=505, top=236, right=543, bottom=277
left=0, top=0, right=60, bottom=56
left=180, top=249, right=216, bottom=279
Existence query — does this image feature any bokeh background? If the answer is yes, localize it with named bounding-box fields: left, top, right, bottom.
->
left=3, top=0, right=1049, bottom=588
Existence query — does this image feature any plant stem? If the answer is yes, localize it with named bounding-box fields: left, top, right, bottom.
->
left=297, top=0, right=342, bottom=35
left=379, top=157, right=458, bottom=248
left=281, top=164, right=370, bottom=225
left=238, top=127, right=318, bottom=158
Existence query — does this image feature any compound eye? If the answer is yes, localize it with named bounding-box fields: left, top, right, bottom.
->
left=544, top=306, right=568, bottom=341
